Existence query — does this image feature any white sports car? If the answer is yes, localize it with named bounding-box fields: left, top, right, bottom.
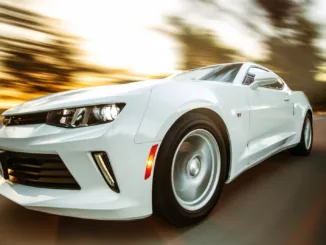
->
left=0, top=62, right=313, bottom=227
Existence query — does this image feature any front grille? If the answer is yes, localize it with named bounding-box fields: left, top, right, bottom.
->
left=4, top=152, right=80, bottom=190
left=4, top=112, right=47, bottom=126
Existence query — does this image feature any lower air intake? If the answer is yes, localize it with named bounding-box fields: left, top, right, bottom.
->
left=4, top=151, right=80, bottom=190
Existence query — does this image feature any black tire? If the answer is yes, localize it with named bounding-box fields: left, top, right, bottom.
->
left=289, top=113, right=313, bottom=156
left=152, top=112, right=228, bottom=227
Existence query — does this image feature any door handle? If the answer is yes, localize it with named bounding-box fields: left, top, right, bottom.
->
left=284, top=97, right=290, bottom=102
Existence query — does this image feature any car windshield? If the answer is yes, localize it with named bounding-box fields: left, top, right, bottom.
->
left=166, top=66, right=218, bottom=80
left=166, top=64, right=242, bottom=83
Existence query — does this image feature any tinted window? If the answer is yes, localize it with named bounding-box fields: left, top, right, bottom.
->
left=204, top=64, right=242, bottom=83
left=243, top=74, right=255, bottom=85
left=167, top=67, right=217, bottom=80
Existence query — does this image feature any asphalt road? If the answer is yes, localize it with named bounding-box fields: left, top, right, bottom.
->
left=0, top=118, right=325, bottom=245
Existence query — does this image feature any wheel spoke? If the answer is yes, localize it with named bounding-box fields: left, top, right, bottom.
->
left=178, top=183, right=204, bottom=202
left=304, top=119, right=312, bottom=149
left=171, top=129, right=221, bottom=211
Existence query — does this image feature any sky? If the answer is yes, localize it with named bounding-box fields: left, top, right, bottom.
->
left=1, top=0, right=271, bottom=74
left=14, top=0, right=184, bottom=74
left=1, top=0, right=325, bottom=109
left=2, top=0, right=326, bottom=75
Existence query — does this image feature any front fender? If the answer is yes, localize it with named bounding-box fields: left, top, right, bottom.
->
left=134, top=82, right=224, bottom=144
left=135, top=81, right=251, bottom=182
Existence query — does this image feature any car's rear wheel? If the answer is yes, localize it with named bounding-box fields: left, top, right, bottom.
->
left=153, top=112, right=227, bottom=227
left=289, top=113, right=313, bottom=156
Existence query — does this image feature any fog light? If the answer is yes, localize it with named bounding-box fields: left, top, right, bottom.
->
left=92, top=152, right=120, bottom=193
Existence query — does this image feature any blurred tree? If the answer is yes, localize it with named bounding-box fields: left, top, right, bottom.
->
left=255, top=0, right=299, bottom=28
left=0, top=3, right=128, bottom=96
left=1, top=38, right=80, bottom=93
left=156, top=16, right=240, bottom=70
left=0, top=3, right=87, bottom=93
left=255, top=0, right=326, bottom=106
left=171, top=0, right=326, bottom=107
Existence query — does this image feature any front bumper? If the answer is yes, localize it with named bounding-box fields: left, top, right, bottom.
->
left=0, top=105, right=160, bottom=220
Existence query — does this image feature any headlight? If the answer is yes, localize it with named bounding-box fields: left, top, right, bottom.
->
left=46, top=103, right=125, bottom=128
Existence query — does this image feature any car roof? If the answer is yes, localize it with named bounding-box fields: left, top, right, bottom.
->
left=187, top=62, right=263, bottom=70
left=167, top=62, right=273, bottom=81
left=198, top=62, right=262, bottom=68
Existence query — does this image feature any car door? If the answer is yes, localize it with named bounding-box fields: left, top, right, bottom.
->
left=244, top=67, right=294, bottom=164
left=201, top=63, right=251, bottom=173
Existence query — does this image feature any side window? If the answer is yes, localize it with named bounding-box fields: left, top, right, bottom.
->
left=203, top=64, right=242, bottom=83
left=243, top=74, right=255, bottom=85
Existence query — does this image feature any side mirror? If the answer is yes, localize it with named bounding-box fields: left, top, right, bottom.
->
left=249, top=72, right=279, bottom=90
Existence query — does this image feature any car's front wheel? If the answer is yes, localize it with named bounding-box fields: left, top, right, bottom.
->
left=153, top=112, right=227, bottom=227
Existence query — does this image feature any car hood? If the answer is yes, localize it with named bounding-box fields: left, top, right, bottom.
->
left=2, top=79, right=167, bottom=116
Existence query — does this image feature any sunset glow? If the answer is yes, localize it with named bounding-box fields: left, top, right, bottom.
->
left=13, top=0, right=267, bottom=74
left=25, top=0, right=182, bottom=74
left=0, top=0, right=325, bottom=110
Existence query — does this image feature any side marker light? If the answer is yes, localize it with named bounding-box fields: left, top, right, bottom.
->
left=144, top=144, right=159, bottom=180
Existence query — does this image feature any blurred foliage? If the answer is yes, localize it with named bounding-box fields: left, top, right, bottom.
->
left=162, top=0, right=326, bottom=108
left=0, top=3, right=138, bottom=98
left=255, top=0, right=326, bottom=106
left=156, top=16, right=240, bottom=70
left=255, top=0, right=300, bottom=28
left=0, top=3, right=83, bottom=93
left=0, top=0, right=325, bottom=110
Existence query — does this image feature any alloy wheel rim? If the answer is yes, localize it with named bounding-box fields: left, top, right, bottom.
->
left=304, top=119, right=312, bottom=149
left=171, top=129, right=221, bottom=211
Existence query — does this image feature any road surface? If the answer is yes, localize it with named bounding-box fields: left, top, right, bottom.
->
left=0, top=118, right=325, bottom=245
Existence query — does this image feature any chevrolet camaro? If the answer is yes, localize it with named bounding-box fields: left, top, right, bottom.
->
left=0, top=62, right=313, bottom=227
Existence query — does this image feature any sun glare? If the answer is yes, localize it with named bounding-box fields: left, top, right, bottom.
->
left=31, top=0, right=180, bottom=75
left=19, top=0, right=269, bottom=75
